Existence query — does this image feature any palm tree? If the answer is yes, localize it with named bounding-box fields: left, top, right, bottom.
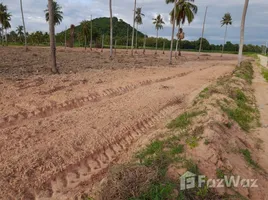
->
left=48, top=0, right=58, bottom=74
left=0, top=3, right=7, bottom=45
left=221, top=13, right=232, bottom=56
left=16, top=25, right=24, bottom=42
left=80, top=20, right=89, bottom=50
left=45, top=0, right=63, bottom=26
left=170, top=0, right=198, bottom=56
left=0, top=4, right=11, bottom=46
left=20, top=0, right=28, bottom=51
left=109, top=0, right=113, bottom=58
left=135, top=7, right=145, bottom=50
left=238, top=0, right=249, bottom=66
left=3, top=18, right=11, bottom=45
left=153, top=14, right=165, bottom=54
left=166, top=0, right=177, bottom=64
left=131, top=0, right=137, bottom=56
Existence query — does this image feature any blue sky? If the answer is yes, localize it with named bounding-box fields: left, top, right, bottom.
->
left=3, top=0, right=268, bottom=45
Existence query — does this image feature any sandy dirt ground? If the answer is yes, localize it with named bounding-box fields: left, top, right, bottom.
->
left=253, top=65, right=268, bottom=171
left=0, top=47, right=237, bottom=199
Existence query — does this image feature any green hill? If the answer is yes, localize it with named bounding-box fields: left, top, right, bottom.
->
left=56, top=17, right=146, bottom=47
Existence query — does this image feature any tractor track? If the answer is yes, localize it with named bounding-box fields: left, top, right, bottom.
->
left=33, top=97, right=184, bottom=200
left=0, top=71, right=193, bottom=130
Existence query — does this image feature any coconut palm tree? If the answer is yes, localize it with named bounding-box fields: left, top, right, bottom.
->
left=48, top=0, right=59, bottom=74
left=3, top=18, right=11, bottom=45
left=221, top=13, right=232, bottom=57
left=238, top=0, right=249, bottom=66
left=135, top=7, right=145, bottom=50
left=45, top=0, right=63, bottom=26
left=166, top=0, right=177, bottom=64
left=80, top=20, right=89, bottom=50
left=0, top=3, right=7, bottom=45
left=170, top=0, right=197, bottom=56
left=131, top=0, right=137, bottom=56
left=0, top=4, right=11, bottom=46
left=153, top=14, right=165, bottom=54
left=20, top=0, right=28, bottom=51
left=109, top=0, right=113, bottom=58
left=16, top=25, right=24, bottom=42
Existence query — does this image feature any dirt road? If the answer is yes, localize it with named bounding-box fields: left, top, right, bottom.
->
left=253, top=65, right=268, bottom=171
left=0, top=47, right=236, bottom=199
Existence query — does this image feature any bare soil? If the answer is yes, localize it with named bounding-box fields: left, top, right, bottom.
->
left=0, top=47, right=237, bottom=200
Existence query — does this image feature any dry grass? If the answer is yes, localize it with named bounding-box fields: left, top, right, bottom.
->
left=99, top=164, right=158, bottom=200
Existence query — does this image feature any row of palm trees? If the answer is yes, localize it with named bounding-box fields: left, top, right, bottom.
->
left=2, top=0, right=249, bottom=72
left=0, top=3, right=11, bottom=45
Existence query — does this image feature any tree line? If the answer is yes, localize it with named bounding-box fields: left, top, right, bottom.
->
left=1, top=0, right=251, bottom=72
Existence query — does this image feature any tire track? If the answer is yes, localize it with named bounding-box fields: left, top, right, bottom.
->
left=35, top=97, right=184, bottom=200
left=0, top=71, right=192, bottom=129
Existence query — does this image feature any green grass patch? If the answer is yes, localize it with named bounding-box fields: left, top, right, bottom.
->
left=216, top=168, right=225, bottom=179
left=221, top=89, right=259, bottom=132
left=186, top=136, right=199, bottom=148
left=130, top=182, right=175, bottom=200
left=240, top=149, right=259, bottom=168
left=234, top=61, right=254, bottom=84
left=167, top=111, right=205, bottom=130
left=261, top=68, right=268, bottom=82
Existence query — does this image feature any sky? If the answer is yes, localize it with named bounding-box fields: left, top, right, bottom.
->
left=2, top=0, right=268, bottom=45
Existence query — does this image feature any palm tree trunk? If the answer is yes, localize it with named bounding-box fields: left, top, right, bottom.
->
left=199, top=6, right=208, bottom=58
left=178, top=39, right=182, bottom=56
left=90, top=15, right=93, bottom=51
left=175, top=24, right=180, bottom=58
left=155, top=29, right=158, bottom=54
left=5, top=29, right=8, bottom=46
left=131, top=0, right=137, bottom=56
left=20, top=0, right=28, bottom=51
left=135, top=24, right=138, bottom=51
left=169, top=0, right=177, bottom=64
left=101, top=34, right=104, bottom=52
left=238, top=0, right=249, bottom=66
left=221, top=25, right=228, bottom=57
left=175, top=39, right=178, bottom=58
left=48, top=0, right=58, bottom=74
left=126, top=26, right=129, bottom=50
left=109, top=0, right=113, bottom=58
left=64, top=26, right=67, bottom=50
left=143, top=35, right=146, bottom=54
left=84, top=35, right=87, bottom=50
left=1, top=25, right=4, bottom=46
left=163, top=42, right=165, bottom=54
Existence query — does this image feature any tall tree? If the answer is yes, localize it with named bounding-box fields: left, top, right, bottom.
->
left=170, top=0, right=197, bottom=56
left=0, top=4, right=11, bottom=46
left=90, top=15, right=93, bottom=51
left=135, top=7, right=145, bottom=50
left=16, top=25, right=24, bottom=42
left=166, top=0, right=177, bottom=64
left=238, top=0, right=249, bottom=66
left=48, top=0, right=59, bottom=74
left=20, top=0, right=28, bottom=51
left=109, top=0, right=113, bottom=58
left=221, top=13, right=232, bottom=57
left=45, top=1, right=63, bottom=26
left=153, top=14, right=165, bottom=54
left=80, top=21, right=89, bottom=50
left=131, top=0, right=137, bottom=56
left=3, top=18, right=11, bottom=45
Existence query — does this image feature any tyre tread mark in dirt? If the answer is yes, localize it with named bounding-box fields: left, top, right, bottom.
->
left=0, top=71, right=193, bottom=129
left=34, top=97, right=183, bottom=200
